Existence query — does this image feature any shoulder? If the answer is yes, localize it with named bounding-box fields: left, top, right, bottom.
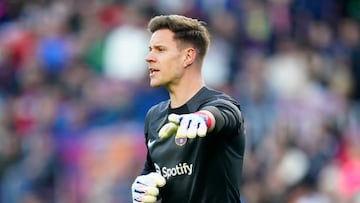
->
left=199, top=87, right=241, bottom=110
left=146, top=100, right=169, bottom=118
left=144, top=100, right=169, bottom=135
left=200, top=87, right=244, bottom=123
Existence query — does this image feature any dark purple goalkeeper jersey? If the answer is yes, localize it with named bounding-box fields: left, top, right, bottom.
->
left=142, top=86, right=245, bottom=203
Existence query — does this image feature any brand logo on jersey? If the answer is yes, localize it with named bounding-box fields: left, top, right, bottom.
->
left=175, top=136, right=187, bottom=146
left=147, top=139, right=156, bottom=148
left=154, top=162, right=193, bottom=179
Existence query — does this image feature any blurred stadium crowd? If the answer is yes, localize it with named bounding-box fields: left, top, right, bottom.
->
left=0, top=0, right=359, bottom=202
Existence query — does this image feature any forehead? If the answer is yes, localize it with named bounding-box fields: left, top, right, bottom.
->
left=149, top=29, right=177, bottom=46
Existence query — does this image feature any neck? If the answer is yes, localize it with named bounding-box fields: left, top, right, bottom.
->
left=167, top=75, right=205, bottom=108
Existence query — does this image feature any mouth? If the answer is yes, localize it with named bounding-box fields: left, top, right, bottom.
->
left=149, top=67, right=159, bottom=76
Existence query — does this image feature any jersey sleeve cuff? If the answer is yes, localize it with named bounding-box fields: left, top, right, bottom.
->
left=198, top=106, right=224, bottom=133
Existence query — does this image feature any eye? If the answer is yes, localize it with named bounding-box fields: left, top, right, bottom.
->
left=158, top=47, right=165, bottom=52
left=149, top=45, right=166, bottom=53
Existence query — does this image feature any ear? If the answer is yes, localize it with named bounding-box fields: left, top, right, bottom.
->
left=183, top=48, right=196, bottom=68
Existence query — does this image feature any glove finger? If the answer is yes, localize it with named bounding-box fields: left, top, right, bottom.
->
left=197, top=123, right=207, bottom=137
left=168, top=113, right=181, bottom=124
left=133, top=183, right=159, bottom=196
left=133, top=193, right=157, bottom=203
left=148, top=172, right=166, bottom=187
left=133, top=192, right=145, bottom=202
left=144, top=186, right=159, bottom=196
left=186, top=121, right=197, bottom=139
left=159, top=122, right=178, bottom=139
left=176, top=117, right=190, bottom=138
left=132, top=181, right=148, bottom=194
left=133, top=183, right=160, bottom=196
left=142, top=195, right=157, bottom=203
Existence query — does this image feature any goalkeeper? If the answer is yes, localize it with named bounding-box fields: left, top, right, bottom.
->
left=131, top=14, right=245, bottom=203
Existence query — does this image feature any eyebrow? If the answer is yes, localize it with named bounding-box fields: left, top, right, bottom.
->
left=149, top=44, right=167, bottom=50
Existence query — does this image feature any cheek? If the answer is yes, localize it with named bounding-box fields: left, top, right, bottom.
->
left=161, top=53, right=184, bottom=77
left=172, top=67, right=185, bottom=81
left=163, top=58, right=179, bottom=73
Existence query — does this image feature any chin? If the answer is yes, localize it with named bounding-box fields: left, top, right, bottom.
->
left=150, top=82, right=161, bottom=87
left=150, top=79, right=166, bottom=88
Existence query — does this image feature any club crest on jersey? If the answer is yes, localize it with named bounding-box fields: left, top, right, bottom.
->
left=175, top=136, right=187, bottom=146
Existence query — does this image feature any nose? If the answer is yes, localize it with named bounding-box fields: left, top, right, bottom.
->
left=145, top=52, right=155, bottom=63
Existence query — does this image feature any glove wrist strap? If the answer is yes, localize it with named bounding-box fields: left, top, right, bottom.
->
left=194, top=111, right=215, bottom=131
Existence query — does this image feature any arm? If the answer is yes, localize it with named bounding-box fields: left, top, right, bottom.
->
left=159, top=99, right=242, bottom=139
left=133, top=111, right=166, bottom=203
left=201, top=100, right=243, bottom=136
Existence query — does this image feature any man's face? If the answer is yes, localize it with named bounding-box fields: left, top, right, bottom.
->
left=145, top=29, right=185, bottom=88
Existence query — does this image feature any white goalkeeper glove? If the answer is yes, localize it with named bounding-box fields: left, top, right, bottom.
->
left=131, top=172, right=166, bottom=203
left=158, top=110, right=215, bottom=139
